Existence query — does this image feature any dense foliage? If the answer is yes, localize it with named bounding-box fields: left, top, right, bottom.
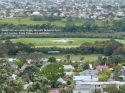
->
left=34, top=39, right=124, bottom=56
left=39, top=63, right=65, bottom=86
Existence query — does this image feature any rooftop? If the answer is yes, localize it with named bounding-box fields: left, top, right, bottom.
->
left=96, top=65, right=109, bottom=70
left=48, top=89, right=60, bottom=93
left=73, top=76, right=99, bottom=82
left=80, top=69, right=98, bottom=75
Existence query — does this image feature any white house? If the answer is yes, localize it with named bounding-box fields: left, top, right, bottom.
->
left=80, top=70, right=99, bottom=76
left=73, top=81, right=125, bottom=93
left=73, top=76, right=99, bottom=93
left=119, top=66, right=125, bottom=81
left=63, top=65, right=74, bottom=76
left=73, top=76, right=99, bottom=82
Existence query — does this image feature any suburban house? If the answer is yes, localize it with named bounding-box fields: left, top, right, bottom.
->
left=63, top=65, right=75, bottom=76
left=35, top=58, right=48, bottom=67
left=73, top=76, right=99, bottom=82
left=73, top=81, right=125, bottom=93
left=7, top=58, right=17, bottom=69
left=48, top=51, right=60, bottom=54
left=57, top=77, right=66, bottom=84
left=96, top=65, right=109, bottom=71
left=73, top=76, right=99, bottom=93
left=80, top=69, right=99, bottom=76
left=119, top=66, right=125, bottom=81
left=48, top=89, right=60, bottom=93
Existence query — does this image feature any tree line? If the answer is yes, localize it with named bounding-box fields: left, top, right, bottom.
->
left=0, top=39, right=125, bottom=58
left=34, top=39, right=124, bottom=56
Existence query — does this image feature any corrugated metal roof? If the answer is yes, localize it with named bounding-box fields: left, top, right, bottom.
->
left=73, top=76, right=99, bottom=82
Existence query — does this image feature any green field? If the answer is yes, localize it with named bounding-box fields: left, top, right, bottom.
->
left=0, top=17, right=109, bottom=27
left=0, top=17, right=84, bottom=26
left=47, top=54, right=101, bottom=62
left=10, top=38, right=109, bottom=47
left=10, top=38, right=125, bottom=47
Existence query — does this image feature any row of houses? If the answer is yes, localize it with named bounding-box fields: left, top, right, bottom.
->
left=63, top=64, right=125, bottom=93
left=6, top=57, right=125, bottom=93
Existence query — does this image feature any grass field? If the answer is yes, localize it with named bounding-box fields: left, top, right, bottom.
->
left=0, top=17, right=84, bottom=26
left=11, top=38, right=125, bottom=48
left=10, top=38, right=110, bottom=47
left=47, top=54, right=101, bottom=62
left=0, top=17, right=109, bottom=27
left=10, top=38, right=125, bottom=47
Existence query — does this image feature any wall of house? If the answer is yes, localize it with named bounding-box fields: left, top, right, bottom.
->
left=73, top=90, right=91, bottom=93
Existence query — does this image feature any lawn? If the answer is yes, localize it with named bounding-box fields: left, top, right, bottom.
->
left=0, top=17, right=106, bottom=27
left=10, top=38, right=111, bottom=47
left=47, top=54, right=101, bottom=62
left=0, top=17, right=84, bottom=26
left=0, top=17, right=50, bottom=25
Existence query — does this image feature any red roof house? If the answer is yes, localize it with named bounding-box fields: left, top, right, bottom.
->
left=96, top=65, right=109, bottom=71
left=48, top=89, right=60, bottom=93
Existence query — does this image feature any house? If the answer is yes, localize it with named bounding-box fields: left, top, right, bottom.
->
left=80, top=70, right=99, bottom=76
left=73, top=84, right=91, bottom=93
left=73, top=76, right=99, bottom=93
left=56, top=59, right=61, bottom=62
left=57, top=77, right=66, bottom=84
left=119, top=66, right=125, bottom=81
left=73, top=76, right=99, bottom=82
left=19, top=64, right=32, bottom=73
left=35, top=58, right=48, bottom=67
left=73, top=82, right=94, bottom=93
left=64, top=65, right=74, bottom=76
left=48, top=51, right=60, bottom=54
left=96, top=65, right=109, bottom=71
left=7, top=58, right=17, bottom=69
left=31, top=11, right=43, bottom=20
left=48, top=89, right=60, bottom=93
left=73, top=81, right=125, bottom=93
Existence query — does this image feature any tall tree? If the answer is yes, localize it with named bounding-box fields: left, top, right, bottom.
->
left=39, top=63, right=65, bottom=86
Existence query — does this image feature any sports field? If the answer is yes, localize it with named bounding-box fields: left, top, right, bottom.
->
left=10, top=38, right=108, bottom=47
